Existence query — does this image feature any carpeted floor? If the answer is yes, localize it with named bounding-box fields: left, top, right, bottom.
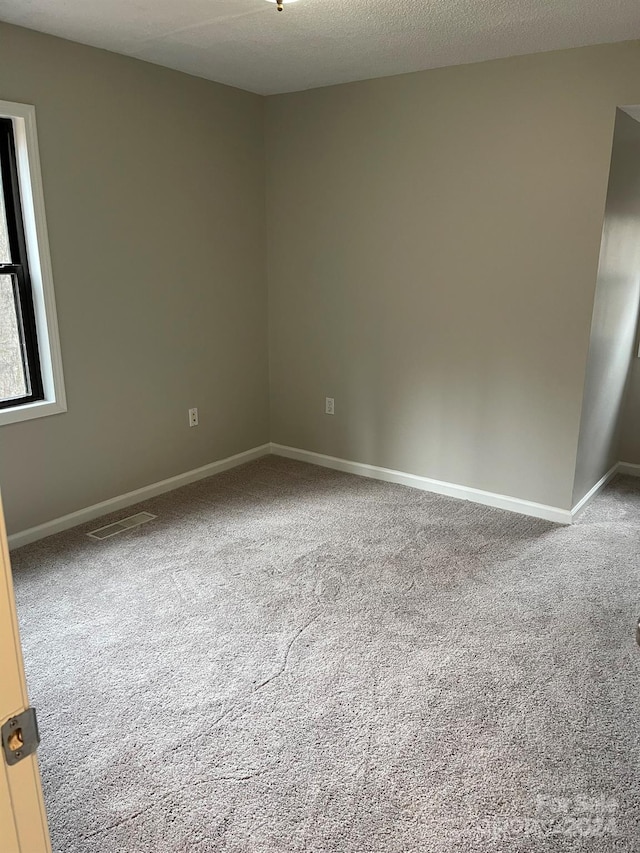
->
left=10, top=456, right=640, bottom=851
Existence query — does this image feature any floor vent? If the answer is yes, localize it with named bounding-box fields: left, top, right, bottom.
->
left=87, top=512, right=156, bottom=540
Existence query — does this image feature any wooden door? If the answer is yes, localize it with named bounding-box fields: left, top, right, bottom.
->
left=0, top=491, right=50, bottom=852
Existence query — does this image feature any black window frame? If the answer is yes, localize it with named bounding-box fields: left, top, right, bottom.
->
left=0, top=116, right=43, bottom=409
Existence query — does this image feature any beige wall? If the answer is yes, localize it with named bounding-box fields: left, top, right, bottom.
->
left=266, top=41, right=640, bottom=510
left=618, top=123, right=640, bottom=467
left=2, top=27, right=640, bottom=533
left=0, top=23, right=269, bottom=535
left=620, top=363, right=640, bottom=464
left=573, top=110, right=640, bottom=503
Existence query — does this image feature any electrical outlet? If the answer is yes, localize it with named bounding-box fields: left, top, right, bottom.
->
left=325, top=397, right=335, bottom=415
left=188, top=407, right=199, bottom=427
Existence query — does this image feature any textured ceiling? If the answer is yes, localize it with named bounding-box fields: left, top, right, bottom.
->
left=2, top=0, right=640, bottom=95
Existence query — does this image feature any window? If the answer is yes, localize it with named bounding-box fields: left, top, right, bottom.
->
left=0, top=102, right=65, bottom=426
left=0, top=118, right=44, bottom=408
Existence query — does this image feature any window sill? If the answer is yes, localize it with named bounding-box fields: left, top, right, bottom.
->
left=0, top=398, right=66, bottom=427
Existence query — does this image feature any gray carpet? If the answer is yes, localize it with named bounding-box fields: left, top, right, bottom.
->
left=10, top=456, right=640, bottom=851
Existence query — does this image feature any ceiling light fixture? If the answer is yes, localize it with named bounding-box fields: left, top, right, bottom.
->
left=266, top=0, right=298, bottom=11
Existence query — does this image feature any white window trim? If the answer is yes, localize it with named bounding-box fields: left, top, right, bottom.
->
left=0, top=100, right=66, bottom=426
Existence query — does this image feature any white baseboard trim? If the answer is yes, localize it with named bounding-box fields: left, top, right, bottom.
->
left=11, top=443, right=636, bottom=549
left=8, top=443, right=271, bottom=550
left=270, top=443, right=573, bottom=525
left=570, top=462, right=619, bottom=521
left=618, top=461, right=640, bottom=477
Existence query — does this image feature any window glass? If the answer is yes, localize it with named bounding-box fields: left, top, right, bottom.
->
left=0, top=169, right=11, bottom=264
left=0, top=273, right=28, bottom=400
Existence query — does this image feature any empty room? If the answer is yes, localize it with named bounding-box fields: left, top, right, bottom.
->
left=1, top=1, right=640, bottom=850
